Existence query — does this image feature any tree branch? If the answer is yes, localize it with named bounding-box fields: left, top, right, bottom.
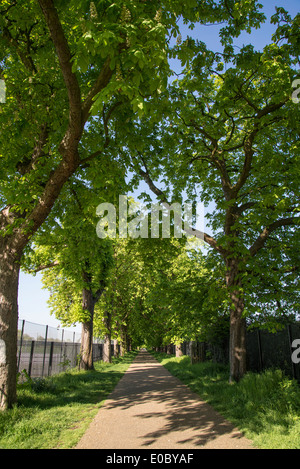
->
left=38, top=0, right=82, bottom=139
left=79, top=101, right=123, bottom=166
left=134, top=157, right=225, bottom=255
left=249, top=217, right=298, bottom=257
left=176, top=113, right=234, bottom=197
left=13, top=0, right=84, bottom=250
left=16, top=124, right=49, bottom=175
left=232, top=97, right=289, bottom=197
left=2, top=24, right=37, bottom=73
left=82, top=58, right=114, bottom=122
left=32, top=260, right=60, bottom=273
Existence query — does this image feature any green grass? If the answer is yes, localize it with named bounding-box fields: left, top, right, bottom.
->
left=0, top=351, right=137, bottom=449
left=151, top=352, right=300, bottom=449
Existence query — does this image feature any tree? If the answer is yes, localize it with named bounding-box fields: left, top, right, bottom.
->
left=0, top=0, right=183, bottom=409
left=126, top=10, right=300, bottom=381
left=22, top=161, right=127, bottom=369
left=93, top=235, right=180, bottom=350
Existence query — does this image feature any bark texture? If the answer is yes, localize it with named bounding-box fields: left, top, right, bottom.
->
left=226, top=259, right=247, bottom=382
left=102, top=312, right=112, bottom=363
left=79, top=287, right=96, bottom=371
left=0, top=244, right=20, bottom=409
left=175, top=344, right=183, bottom=358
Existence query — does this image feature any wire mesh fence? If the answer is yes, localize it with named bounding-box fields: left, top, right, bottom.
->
left=246, top=324, right=300, bottom=382
left=17, top=319, right=103, bottom=379
left=158, top=324, right=300, bottom=383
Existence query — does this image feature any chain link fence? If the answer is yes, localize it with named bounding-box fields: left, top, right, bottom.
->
left=17, top=319, right=103, bottom=379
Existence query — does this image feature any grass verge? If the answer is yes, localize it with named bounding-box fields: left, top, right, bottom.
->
left=151, top=352, right=300, bottom=449
left=0, top=351, right=137, bottom=449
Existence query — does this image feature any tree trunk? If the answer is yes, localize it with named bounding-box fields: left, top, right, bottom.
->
left=80, top=319, right=94, bottom=370
left=190, top=341, right=197, bottom=364
left=175, top=344, right=183, bottom=357
left=103, top=333, right=112, bottom=363
left=127, top=337, right=132, bottom=352
left=120, top=324, right=128, bottom=357
left=79, top=286, right=95, bottom=371
left=229, top=291, right=247, bottom=382
left=0, top=246, right=20, bottom=410
left=102, top=312, right=112, bottom=363
left=113, top=339, right=119, bottom=358
left=226, top=259, right=247, bottom=383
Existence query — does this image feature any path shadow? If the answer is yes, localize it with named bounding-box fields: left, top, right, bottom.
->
left=101, top=351, right=248, bottom=448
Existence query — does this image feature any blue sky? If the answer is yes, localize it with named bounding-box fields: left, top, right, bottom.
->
left=18, top=0, right=299, bottom=332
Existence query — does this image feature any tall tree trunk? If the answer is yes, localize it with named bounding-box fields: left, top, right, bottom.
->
left=176, top=344, right=183, bottom=357
left=79, top=286, right=95, bottom=371
left=103, top=333, right=112, bottom=363
left=127, top=337, right=132, bottom=352
left=79, top=276, right=105, bottom=370
left=0, top=244, right=20, bottom=410
left=113, top=339, right=119, bottom=358
left=102, top=312, right=112, bottom=363
left=226, top=258, right=247, bottom=382
left=229, top=294, right=246, bottom=382
left=120, top=324, right=128, bottom=357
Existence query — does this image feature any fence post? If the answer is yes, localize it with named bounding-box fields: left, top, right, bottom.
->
left=72, top=340, right=78, bottom=368
left=60, top=329, right=65, bottom=364
left=287, top=325, right=297, bottom=380
left=48, top=341, right=54, bottom=376
left=17, top=319, right=25, bottom=373
left=28, top=340, right=35, bottom=377
left=42, top=325, right=48, bottom=378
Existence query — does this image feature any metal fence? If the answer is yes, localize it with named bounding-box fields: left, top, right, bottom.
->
left=158, top=324, right=300, bottom=383
left=17, top=319, right=103, bottom=379
left=246, top=324, right=300, bottom=382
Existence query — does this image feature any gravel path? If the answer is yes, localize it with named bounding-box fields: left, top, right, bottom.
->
left=75, top=350, right=254, bottom=449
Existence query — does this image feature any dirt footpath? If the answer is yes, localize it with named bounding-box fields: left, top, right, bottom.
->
left=75, top=350, right=254, bottom=449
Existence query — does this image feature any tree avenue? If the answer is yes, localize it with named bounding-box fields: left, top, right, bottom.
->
left=0, top=0, right=285, bottom=410
left=126, top=9, right=300, bottom=381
